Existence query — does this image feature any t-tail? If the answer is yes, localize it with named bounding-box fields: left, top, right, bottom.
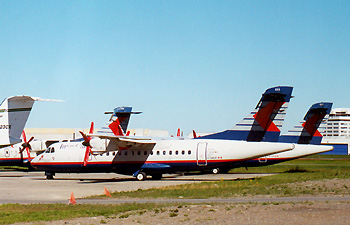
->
left=278, top=102, right=332, bottom=144
left=0, top=96, right=36, bottom=147
left=98, top=107, right=141, bottom=136
left=198, top=86, right=293, bottom=142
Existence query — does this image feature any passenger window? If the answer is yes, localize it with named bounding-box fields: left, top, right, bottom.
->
left=182, top=150, right=185, bottom=155
left=163, top=151, right=166, bottom=155
left=124, top=151, right=128, bottom=156
left=132, top=151, right=134, bottom=156
left=106, top=152, right=109, bottom=156
left=144, top=151, right=147, bottom=155
left=169, top=150, right=172, bottom=155
left=150, top=151, right=153, bottom=155
left=157, top=151, right=160, bottom=155
left=175, top=150, right=179, bottom=155
left=112, top=152, right=116, bottom=156
left=118, top=151, right=121, bottom=156
left=188, top=150, right=191, bottom=155
left=137, top=151, right=141, bottom=156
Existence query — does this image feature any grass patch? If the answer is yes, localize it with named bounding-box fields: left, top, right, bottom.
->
left=0, top=203, right=162, bottom=224
left=88, top=156, right=350, bottom=199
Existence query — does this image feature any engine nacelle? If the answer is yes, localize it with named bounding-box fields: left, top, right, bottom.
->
left=89, top=138, right=109, bottom=153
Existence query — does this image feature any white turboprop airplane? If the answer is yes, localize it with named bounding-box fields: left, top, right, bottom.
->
left=0, top=96, right=62, bottom=166
left=31, top=106, right=295, bottom=180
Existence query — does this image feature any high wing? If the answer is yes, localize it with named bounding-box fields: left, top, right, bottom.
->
left=88, top=133, right=156, bottom=154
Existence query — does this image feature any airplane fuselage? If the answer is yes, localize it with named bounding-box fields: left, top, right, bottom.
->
left=31, top=139, right=294, bottom=178
left=0, top=144, right=35, bottom=166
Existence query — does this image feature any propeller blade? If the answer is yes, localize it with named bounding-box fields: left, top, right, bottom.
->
left=22, top=130, right=27, bottom=143
left=26, top=147, right=31, bottom=162
left=89, top=122, right=94, bottom=134
left=83, top=146, right=90, bottom=166
left=28, top=136, right=34, bottom=143
left=79, top=131, right=89, bottom=143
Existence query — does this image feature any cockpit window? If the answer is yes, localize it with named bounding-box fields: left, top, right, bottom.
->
left=50, top=147, right=55, bottom=153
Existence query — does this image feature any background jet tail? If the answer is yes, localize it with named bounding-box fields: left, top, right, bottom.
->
left=279, top=102, right=333, bottom=144
left=199, top=86, right=293, bottom=142
left=98, top=107, right=141, bottom=136
left=0, top=96, right=36, bottom=147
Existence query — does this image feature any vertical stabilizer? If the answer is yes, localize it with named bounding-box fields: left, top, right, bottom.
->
left=279, top=102, right=332, bottom=144
left=0, top=96, right=35, bottom=147
left=98, top=107, right=141, bottom=136
left=199, top=86, right=293, bottom=142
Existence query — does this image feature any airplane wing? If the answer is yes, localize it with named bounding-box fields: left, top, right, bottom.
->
left=88, top=133, right=156, bottom=153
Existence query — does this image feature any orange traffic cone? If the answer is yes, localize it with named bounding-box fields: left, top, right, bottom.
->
left=104, top=187, right=112, bottom=197
left=68, top=192, right=76, bottom=205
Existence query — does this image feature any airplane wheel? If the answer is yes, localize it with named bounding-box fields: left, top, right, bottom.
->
left=151, top=174, right=162, bottom=180
left=136, top=172, right=147, bottom=181
left=212, top=168, right=220, bottom=174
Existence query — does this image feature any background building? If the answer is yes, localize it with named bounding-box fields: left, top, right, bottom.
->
left=321, top=108, right=350, bottom=155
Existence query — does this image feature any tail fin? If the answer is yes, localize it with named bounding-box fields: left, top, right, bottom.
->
left=199, top=86, right=293, bottom=142
left=99, top=107, right=141, bottom=136
left=0, top=96, right=36, bottom=147
left=279, top=102, right=332, bottom=144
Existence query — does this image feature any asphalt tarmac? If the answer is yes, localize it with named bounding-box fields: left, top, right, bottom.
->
left=0, top=170, right=272, bottom=204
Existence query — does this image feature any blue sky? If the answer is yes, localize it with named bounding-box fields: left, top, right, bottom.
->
left=1, top=1, right=349, bottom=136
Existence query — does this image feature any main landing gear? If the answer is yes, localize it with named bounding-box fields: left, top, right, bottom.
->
left=45, top=171, right=55, bottom=180
left=136, top=172, right=147, bottom=181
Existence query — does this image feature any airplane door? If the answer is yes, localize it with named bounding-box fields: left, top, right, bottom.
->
left=196, top=142, right=207, bottom=166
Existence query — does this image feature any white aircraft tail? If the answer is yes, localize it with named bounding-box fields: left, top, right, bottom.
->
left=0, top=96, right=36, bottom=147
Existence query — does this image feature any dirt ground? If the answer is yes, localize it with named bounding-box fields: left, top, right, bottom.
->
left=17, top=202, right=350, bottom=225
left=14, top=178, right=350, bottom=225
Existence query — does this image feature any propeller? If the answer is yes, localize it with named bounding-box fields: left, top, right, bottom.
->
left=20, top=131, right=34, bottom=162
left=79, top=122, right=94, bottom=166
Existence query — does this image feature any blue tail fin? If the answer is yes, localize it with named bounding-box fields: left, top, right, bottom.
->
left=199, top=86, right=293, bottom=142
left=279, top=102, right=332, bottom=144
